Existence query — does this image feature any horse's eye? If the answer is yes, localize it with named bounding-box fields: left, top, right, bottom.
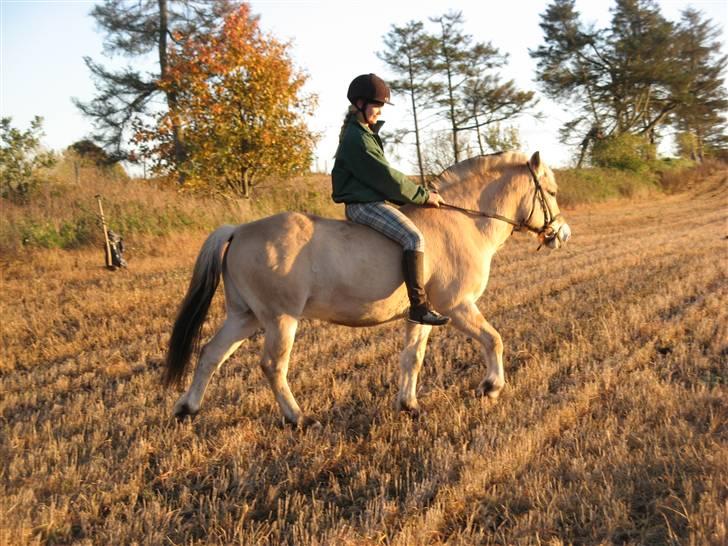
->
left=548, top=190, right=557, bottom=197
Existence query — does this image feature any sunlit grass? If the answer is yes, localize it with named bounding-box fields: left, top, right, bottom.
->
left=1, top=168, right=726, bottom=544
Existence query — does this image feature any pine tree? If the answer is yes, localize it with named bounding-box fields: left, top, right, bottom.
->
left=460, top=76, right=537, bottom=155
left=426, top=11, right=534, bottom=163
left=378, top=21, right=438, bottom=183
left=531, top=0, right=726, bottom=162
left=671, top=8, right=728, bottom=160
left=74, top=0, right=238, bottom=178
left=608, top=0, right=677, bottom=140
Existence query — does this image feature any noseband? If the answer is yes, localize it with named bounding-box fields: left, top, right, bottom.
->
left=440, top=162, right=563, bottom=246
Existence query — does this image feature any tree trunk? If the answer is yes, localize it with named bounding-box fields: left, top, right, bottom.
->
left=158, top=0, right=186, bottom=183
left=407, top=57, right=426, bottom=185
left=438, top=27, right=459, bottom=163
left=240, top=167, right=253, bottom=198
left=576, top=144, right=587, bottom=169
left=473, top=111, right=484, bottom=155
left=696, top=132, right=705, bottom=162
left=446, top=63, right=459, bottom=163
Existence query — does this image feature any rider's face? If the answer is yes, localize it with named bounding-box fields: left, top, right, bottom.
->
left=358, top=100, right=384, bottom=125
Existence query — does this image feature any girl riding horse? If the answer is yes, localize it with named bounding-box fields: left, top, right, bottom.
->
left=331, top=73, right=449, bottom=326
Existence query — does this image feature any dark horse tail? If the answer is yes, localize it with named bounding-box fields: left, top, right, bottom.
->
left=164, top=225, right=237, bottom=387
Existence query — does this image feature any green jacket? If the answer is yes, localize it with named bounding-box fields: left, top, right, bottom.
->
left=331, top=119, right=429, bottom=205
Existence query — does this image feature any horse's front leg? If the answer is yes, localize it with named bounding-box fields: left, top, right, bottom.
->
left=397, top=321, right=432, bottom=415
left=448, top=301, right=504, bottom=398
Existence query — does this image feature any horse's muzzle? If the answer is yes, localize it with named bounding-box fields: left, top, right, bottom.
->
left=543, top=221, right=571, bottom=249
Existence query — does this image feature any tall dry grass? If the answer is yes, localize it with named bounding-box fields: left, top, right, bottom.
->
left=4, top=154, right=711, bottom=257
left=0, top=160, right=342, bottom=256
left=1, top=169, right=726, bottom=545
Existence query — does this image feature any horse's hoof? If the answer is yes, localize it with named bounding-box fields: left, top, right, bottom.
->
left=398, top=401, right=422, bottom=419
left=174, top=403, right=198, bottom=421
left=300, top=416, right=322, bottom=430
left=282, top=415, right=321, bottom=430
left=477, top=379, right=502, bottom=399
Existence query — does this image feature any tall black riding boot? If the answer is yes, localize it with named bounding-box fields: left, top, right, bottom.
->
left=402, top=250, right=450, bottom=326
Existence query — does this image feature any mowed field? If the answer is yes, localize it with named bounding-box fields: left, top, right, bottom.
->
left=1, top=172, right=726, bottom=545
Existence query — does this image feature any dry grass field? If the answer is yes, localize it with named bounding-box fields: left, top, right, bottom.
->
left=1, top=170, right=726, bottom=545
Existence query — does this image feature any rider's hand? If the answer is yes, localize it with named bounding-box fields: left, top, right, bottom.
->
left=427, top=192, right=444, bottom=208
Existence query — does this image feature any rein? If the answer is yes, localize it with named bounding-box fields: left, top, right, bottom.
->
left=438, top=202, right=523, bottom=229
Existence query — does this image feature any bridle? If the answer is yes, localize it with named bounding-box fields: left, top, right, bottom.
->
left=438, top=162, right=564, bottom=248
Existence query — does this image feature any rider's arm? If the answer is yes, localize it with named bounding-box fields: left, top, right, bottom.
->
left=346, top=131, right=429, bottom=205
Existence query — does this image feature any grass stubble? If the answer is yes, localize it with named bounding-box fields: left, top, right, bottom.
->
left=1, top=172, right=726, bottom=545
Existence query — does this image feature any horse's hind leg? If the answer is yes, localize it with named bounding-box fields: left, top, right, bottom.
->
left=173, top=311, right=259, bottom=418
left=258, top=315, right=309, bottom=427
left=397, top=322, right=432, bottom=415
left=448, top=302, right=504, bottom=398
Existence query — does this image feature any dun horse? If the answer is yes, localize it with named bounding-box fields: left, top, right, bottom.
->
left=164, top=151, right=571, bottom=425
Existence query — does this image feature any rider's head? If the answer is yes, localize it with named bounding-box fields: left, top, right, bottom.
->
left=347, top=73, right=392, bottom=126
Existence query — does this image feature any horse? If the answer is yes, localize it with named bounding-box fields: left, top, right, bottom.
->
left=164, top=151, right=571, bottom=426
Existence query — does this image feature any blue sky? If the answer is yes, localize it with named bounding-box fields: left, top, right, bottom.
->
left=1, top=0, right=726, bottom=173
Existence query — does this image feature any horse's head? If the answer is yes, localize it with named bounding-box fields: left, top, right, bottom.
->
left=435, top=151, right=571, bottom=249
left=520, top=151, right=571, bottom=250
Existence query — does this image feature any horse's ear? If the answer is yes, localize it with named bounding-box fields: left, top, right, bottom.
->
left=529, top=151, right=541, bottom=173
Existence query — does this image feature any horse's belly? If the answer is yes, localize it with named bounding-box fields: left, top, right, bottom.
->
left=303, top=284, right=409, bottom=327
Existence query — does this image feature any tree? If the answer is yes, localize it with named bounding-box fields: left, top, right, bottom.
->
left=482, top=123, right=522, bottom=154
left=0, top=117, right=56, bottom=201
left=135, top=4, right=317, bottom=197
left=378, top=21, right=439, bottom=184
left=75, top=0, right=239, bottom=177
left=461, top=76, right=535, bottom=155
left=671, top=8, right=728, bottom=161
left=609, top=0, right=678, bottom=141
left=68, top=139, right=118, bottom=166
left=66, top=139, right=128, bottom=182
left=675, top=131, right=699, bottom=160
left=420, top=131, right=470, bottom=175
left=530, top=0, right=602, bottom=157
left=426, top=11, right=535, bottom=163
left=531, top=0, right=726, bottom=163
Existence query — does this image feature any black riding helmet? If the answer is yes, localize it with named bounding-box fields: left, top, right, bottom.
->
left=347, top=73, right=393, bottom=107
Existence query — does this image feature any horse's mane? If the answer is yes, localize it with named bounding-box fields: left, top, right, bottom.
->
left=434, top=151, right=530, bottom=189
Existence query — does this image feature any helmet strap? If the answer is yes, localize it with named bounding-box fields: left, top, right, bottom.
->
left=355, top=100, right=374, bottom=127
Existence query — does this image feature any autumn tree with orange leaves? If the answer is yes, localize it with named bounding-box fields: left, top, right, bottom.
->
left=135, top=4, right=317, bottom=197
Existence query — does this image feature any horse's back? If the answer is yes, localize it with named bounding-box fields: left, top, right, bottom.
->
left=225, top=212, right=408, bottom=325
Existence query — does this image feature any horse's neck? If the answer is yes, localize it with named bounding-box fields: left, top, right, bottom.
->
left=438, top=176, right=484, bottom=209
left=439, top=174, right=521, bottom=251
left=441, top=174, right=518, bottom=218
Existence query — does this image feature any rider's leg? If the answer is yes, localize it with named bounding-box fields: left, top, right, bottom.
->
left=346, top=202, right=449, bottom=326
left=402, top=249, right=449, bottom=325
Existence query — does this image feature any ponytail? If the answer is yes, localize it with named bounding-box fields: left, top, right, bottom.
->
left=336, top=105, right=359, bottom=150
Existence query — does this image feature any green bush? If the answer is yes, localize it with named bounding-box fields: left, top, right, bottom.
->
left=591, top=133, right=655, bottom=172
left=18, top=214, right=98, bottom=249
left=555, top=166, right=661, bottom=207
left=0, top=117, right=56, bottom=202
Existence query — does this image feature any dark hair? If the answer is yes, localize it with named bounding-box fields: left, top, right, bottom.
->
left=337, top=105, right=358, bottom=146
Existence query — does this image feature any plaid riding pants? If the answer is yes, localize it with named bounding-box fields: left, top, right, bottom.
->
left=345, top=201, right=425, bottom=252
